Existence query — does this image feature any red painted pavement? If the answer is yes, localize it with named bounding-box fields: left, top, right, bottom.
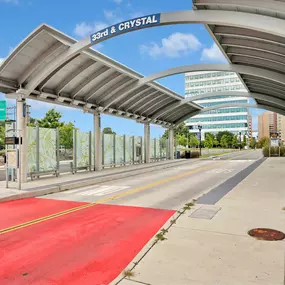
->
left=0, top=203, right=175, bottom=285
left=0, top=198, right=88, bottom=229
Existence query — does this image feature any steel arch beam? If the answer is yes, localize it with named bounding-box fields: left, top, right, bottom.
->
left=21, top=9, right=285, bottom=96
left=150, top=91, right=285, bottom=122
left=140, top=64, right=285, bottom=87
left=175, top=103, right=285, bottom=125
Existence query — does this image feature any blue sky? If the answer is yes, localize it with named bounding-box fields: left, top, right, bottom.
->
left=0, top=0, right=263, bottom=136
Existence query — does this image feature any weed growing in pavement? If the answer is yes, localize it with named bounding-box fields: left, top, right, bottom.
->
left=123, top=269, right=135, bottom=278
left=282, top=207, right=285, bottom=210
left=160, top=228, right=168, bottom=234
left=170, top=219, right=176, bottom=225
left=22, top=273, right=28, bottom=276
left=155, top=232, right=167, bottom=241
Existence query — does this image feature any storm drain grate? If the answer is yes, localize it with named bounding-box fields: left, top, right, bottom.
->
left=248, top=228, right=285, bottom=241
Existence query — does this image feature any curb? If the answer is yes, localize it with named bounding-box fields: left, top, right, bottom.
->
left=0, top=160, right=193, bottom=203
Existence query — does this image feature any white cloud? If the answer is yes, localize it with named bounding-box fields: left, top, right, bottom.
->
left=103, top=9, right=123, bottom=24
left=201, top=43, right=227, bottom=63
left=113, top=0, right=123, bottom=4
left=74, top=21, right=108, bottom=38
left=0, top=0, right=19, bottom=4
left=74, top=9, right=122, bottom=39
left=140, top=33, right=202, bottom=59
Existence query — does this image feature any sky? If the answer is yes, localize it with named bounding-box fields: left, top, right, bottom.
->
left=0, top=0, right=264, bottom=136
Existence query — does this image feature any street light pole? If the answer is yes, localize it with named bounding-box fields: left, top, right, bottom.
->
left=198, top=125, right=202, bottom=156
left=239, top=131, right=242, bottom=151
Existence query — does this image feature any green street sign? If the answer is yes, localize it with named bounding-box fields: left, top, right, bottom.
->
left=0, top=101, right=6, bottom=121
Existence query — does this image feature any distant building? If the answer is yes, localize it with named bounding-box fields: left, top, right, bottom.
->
left=258, top=112, right=277, bottom=139
left=277, top=113, right=285, bottom=141
left=248, top=114, right=252, bottom=138
left=184, top=71, right=249, bottom=139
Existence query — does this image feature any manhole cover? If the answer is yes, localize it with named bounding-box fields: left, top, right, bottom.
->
left=248, top=228, right=285, bottom=241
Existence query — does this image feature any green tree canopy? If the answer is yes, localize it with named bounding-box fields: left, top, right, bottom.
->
left=256, top=136, right=269, bottom=148
left=204, top=133, right=214, bottom=149
left=177, top=134, right=187, bottom=147
left=102, top=127, right=116, bottom=135
left=37, top=109, right=64, bottom=128
left=59, top=122, right=75, bottom=149
left=162, top=122, right=189, bottom=139
left=250, top=137, right=256, bottom=149
left=189, top=135, right=199, bottom=147
left=232, top=135, right=239, bottom=148
left=216, top=131, right=234, bottom=144
left=220, top=134, right=229, bottom=148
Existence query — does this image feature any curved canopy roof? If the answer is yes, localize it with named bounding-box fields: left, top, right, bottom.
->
left=0, top=24, right=201, bottom=127
left=193, top=0, right=285, bottom=110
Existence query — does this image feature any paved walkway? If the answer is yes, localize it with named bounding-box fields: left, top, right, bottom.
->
left=113, top=158, right=285, bottom=285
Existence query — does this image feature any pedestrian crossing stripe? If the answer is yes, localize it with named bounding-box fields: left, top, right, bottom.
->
left=64, top=185, right=130, bottom=196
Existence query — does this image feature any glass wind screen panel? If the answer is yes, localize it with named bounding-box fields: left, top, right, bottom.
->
left=150, top=139, right=155, bottom=159
left=76, top=132, right=89, bottom=167
left=27, top=126, right=37, bottom=173
left=125, top=136, right=133, bottom=163
left=115, top=135, right=124, bottom=164
left=134, top=136, right=142, bottom=162
left=156, top=138, right=161, bottom=158
left=39, top=128, right=57, bottom=171
left=104, top=134, right=114, bottom=165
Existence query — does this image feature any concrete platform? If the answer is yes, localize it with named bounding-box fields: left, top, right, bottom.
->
left=113, top=158, right=285, bottom=285
left=0, top=159, right=194, bottom=202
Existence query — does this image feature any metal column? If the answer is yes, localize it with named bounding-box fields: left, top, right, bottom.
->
left=169, top=127, right=175, bottom=160
left=94, top=113, right=102, bottom=171
left=144, top=123, right=150, bottom=164
left=16, top=98, right=27, bottom=182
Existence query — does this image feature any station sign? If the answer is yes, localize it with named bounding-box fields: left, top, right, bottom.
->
left=5, top=136, right=21, bottom=145
left=90, top=14, right=161, bottom=44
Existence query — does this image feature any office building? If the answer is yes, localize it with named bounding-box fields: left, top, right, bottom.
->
left=258, top=112, right=277, bottom=139
left=185, top=71, right=249, bottom=139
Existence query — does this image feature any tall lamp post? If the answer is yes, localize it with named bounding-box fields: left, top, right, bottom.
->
left=198, top=124, right=202, bottom=156
left=239, top=131, right=242, bottom=151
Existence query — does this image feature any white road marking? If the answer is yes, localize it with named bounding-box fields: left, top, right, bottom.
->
left=207, top=168, right=234, bottom=174
left=65, top=185, right=130, bottom=196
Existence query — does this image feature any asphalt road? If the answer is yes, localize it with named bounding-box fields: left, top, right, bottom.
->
left=0, top=150, right=264, bottom=285
left=43, top=150, right=263, bottom=209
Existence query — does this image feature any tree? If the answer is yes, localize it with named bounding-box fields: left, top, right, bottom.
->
left=256, top=136, right=269, bottom=148
left=250, top=137, right=256, bottom=149
left=216, top=131, right=234, bottom=144
left=102, top=127, right=116, bottom=135
left=189, top=135, right=199, bottom=147
left=232, top=135, right=239, bottom=148
left=213, top=138, right=219, bottom=148
left=204, top=133, right=214, bottom=149
left=162, top=122, right=189, bottom=139
left=37, top=109, right=64, bottom=128
left=221, top=134, right=229, bottom=148
left=59, top=122, right=75, bottom=149
left=177, top=134, right=187, bottom=147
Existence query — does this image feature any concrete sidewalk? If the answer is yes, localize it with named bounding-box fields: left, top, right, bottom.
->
left=114, top=158, right=285, bottom=285
left=0, top=159, right=194, bottom=202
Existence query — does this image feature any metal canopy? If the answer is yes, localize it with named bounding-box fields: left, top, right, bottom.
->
left=0, top=24, right=201, bottom=127
left=192, top=0, right=285, bottom=110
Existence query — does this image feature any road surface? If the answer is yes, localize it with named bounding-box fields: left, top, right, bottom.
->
left=0, top=150, right=263, bottom=285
